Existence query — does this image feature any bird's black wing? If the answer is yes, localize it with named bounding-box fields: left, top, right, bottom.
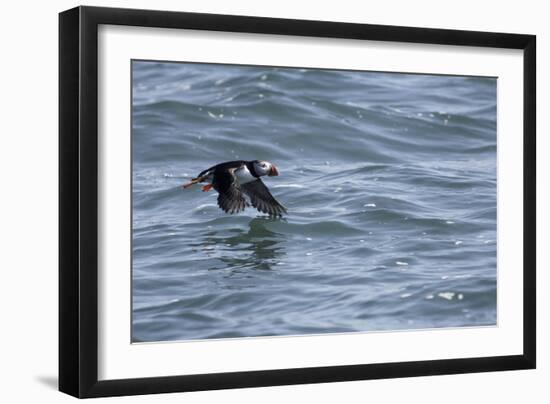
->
left=241, top=179, right=287, bottom=217
left=212, top=168, right=248, bottom=214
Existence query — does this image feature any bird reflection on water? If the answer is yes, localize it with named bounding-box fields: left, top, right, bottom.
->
left=196, top=217, right=286, bottom=273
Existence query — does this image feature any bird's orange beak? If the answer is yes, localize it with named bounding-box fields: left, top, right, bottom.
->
left=269, top=165, right=279, bottom=176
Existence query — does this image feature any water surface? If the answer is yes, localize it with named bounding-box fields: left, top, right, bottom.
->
left=132, top=60, right=497, bottom=342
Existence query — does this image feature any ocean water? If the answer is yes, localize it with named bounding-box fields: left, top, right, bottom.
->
left=132, top=60, right=497, bottom=342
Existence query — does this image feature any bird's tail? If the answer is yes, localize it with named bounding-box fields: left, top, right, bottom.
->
left=182, top=177, right=203, bottom=189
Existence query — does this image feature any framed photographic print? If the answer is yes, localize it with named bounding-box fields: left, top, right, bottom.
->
left=59, top=6, right=536, bottom=398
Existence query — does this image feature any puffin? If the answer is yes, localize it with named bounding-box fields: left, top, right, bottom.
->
left=183, top=160, right=287, bottom=217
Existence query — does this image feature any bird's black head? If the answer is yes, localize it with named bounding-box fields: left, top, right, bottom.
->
left=252, top=160, right=279, bottom=177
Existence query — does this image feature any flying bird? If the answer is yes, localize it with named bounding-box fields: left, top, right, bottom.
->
left=183, top=160, right=287, bottom=217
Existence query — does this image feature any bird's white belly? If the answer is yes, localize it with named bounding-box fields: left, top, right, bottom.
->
left=234, top=166, right=256, bottom=184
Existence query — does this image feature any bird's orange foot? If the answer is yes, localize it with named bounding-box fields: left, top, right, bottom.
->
left=202, top=184, right=213, bottom=192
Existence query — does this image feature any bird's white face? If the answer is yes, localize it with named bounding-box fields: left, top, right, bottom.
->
left=254, top=160, right=279, bottom=177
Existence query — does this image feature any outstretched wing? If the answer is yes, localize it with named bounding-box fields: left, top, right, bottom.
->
left=212, top=169, right=248, bottom=214
left=241, top=179, right=287, bottom=217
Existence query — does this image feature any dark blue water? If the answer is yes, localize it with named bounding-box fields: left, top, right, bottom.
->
left=132, top=60, right=497, bottom=342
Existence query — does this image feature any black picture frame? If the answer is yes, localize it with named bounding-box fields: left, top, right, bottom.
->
left=59, top=5, right=536, bottom=398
